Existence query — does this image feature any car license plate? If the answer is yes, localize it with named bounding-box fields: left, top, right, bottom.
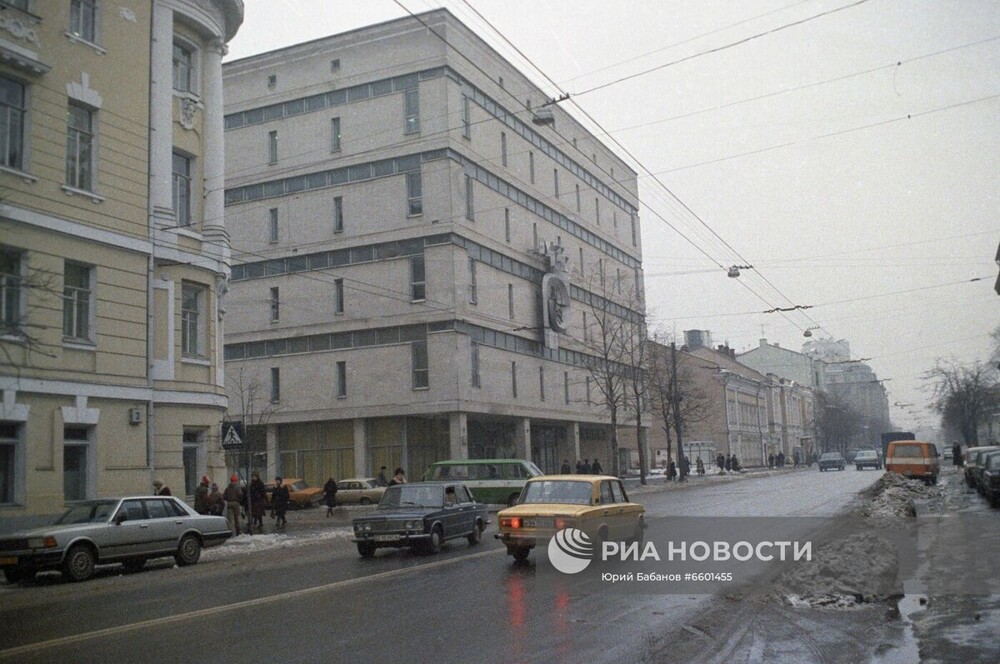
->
left=523, top=519, right=548, bottom=528
left=0, top=556, right=17, bottom=565
left=374, top=535, right=398, bottom=542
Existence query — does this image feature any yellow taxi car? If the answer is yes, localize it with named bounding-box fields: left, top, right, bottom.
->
left=495, top=475, right=645, bottom=562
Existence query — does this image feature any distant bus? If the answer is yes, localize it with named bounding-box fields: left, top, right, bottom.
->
left=880, top=431, right=915, bottom=459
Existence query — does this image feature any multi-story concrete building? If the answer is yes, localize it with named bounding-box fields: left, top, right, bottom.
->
left=221, top=10, right=644, bottom=484
left=0, top=1, right=242, bottom=526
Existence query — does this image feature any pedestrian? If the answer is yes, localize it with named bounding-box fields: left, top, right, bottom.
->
left=377, top=466, right=388, bottom=487
left=270, top=476, right=290, bottom=530
left=667, top=459, right=677, bottom=481
left=581, top=458, right=592, bottom=474
left=777, top=451, right=785, bottom=467
left=249, top=472, right=267, bottom=533
left=591, top=458, right=603, bottom=474
left=768, top=453, right=775, bottom=469
left=696, top=457, right=705, bottom=476
left=323, top=476, right=338, bottom=516
left=732, top=456, right=741, bottom=472
left=388, top=467, right=406, bottom=486
left=793, top=451, right=800, bottom=467
left=725, top=455, right=732, bottom=472
left=194, top=475, right=210, bottom=514
left=223, top=474, right=243, bottom=536
left=152, top=478, right=171, bottom=496
left=679, top=455, right=690, bottom=481
left=952, top=442, right=962, bottom=467
left=717, top=453, right=726, bottom=472
left=206, top=482, right=225, bottom=516
left=575, top=459, right=584, bottom=473
left=560, top=459, right=571, bottom=474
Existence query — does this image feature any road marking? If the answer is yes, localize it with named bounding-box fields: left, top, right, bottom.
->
left=0, top=548, right=505, bottom=659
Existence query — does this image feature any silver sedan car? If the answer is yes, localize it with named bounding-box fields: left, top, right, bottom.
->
left=0, top=496, right=231, bottom=583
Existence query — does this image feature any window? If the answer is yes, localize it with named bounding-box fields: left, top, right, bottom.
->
left=63, top=262, right=92, bottom=341
left=504, top=208, right=511, bottom=243
left=468, top=259, right=477, bottom=304
left=0, top=76, right=25, bottom=170
left=69, top=0, right=98, bottom=43
left=181, top=282, right=204, bottom=357
left=553, top=169, right=559, bottom=198
left=66, top=102, right=94, bottom=191
left=334, top=196, right=344, bottom=232
left=0, top=422, right=19, bottom=504
left=529, top=151, right=535, bottom=183
left=539, top=366, right=545, bottom=401
left=63, top=426, right=90, bottom=501
left=409, top=254, right=425, bottom=301
left=564, top=371, right=570, bottom=404
left=331, top=117, right=341, bottom=151
left=269, top=286, right=279, bottom=322
left=404, top=88, right=419, bottom=134
left=336, top=361, right=347, bottom=398
left=532, top=223, right=538, bottom=248
left=578, top=247, right=584, bottom=274
left=511, top=361, right=518, bottom=398
left=471, top=342, right=480, bottom=388
left=330, top=59, right=341, bottom=72
left=465, top=175, right=474, bottom=221
left=268, top=130, right=278, bottom=164
left=412, top=340, right=429, bottom=389
left=583, top=311, right=588, bottom=342
left=599, top=258, right=605, bottom=287
left=269, top=208, right=278, bottom=243
left=182, top=429, right=203, bottom=496
left=586, top=376, right=592, bottom=405
left=266, top=74, right=277, bottom=89
left=406, top=171, right=422, bottom=216
left=270, top=367, right=280, bottom=403
left=461, top=95, right=471, bottom=138
left=1, top=247, right=23, bottom=333
left=595, top=197, right=600, bottom=224
left=172, top=152, right=192, bottom=226
left=631, top=215, right=637, bottom=247
left=501, top=132, right=507, bottom=167
left=507, top=284, right=514, bottom=320
left=575, top=184, right=581, bottom=212
left=334, top=278, right=344, bottom=314
left=172, top=42, right=193, bottom=93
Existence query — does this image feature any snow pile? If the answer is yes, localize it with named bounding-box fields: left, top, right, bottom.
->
left=202, top=527, right=353, bottom=560
left=779, top=530, right=901, bottom=609
left=864, top=472, right=942, bottom=518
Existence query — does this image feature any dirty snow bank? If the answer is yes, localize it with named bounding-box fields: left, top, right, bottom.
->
left=201, top=527, right=353, bottom=560
left=863, top=471, right=942, bottom=518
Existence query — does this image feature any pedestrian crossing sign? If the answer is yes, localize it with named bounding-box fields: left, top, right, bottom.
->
left=222, top=423, right=244, bottom=450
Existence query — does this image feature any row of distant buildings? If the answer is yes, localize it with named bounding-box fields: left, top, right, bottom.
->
left=0, top=4, right=890, bottom=527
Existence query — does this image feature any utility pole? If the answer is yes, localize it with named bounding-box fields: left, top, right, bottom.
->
left=671, top=342, right=686, bottom=480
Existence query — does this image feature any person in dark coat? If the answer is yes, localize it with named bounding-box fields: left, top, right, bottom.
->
left=560, top=459, right=572, bottom=474
left=193, top=475, right=210, bottom=514
left=724, top=455, right=732, bottom=472
left=152, top=479, right=171, bottom=496
left=205, top=483, right=225, bottom=516
left=387, top=467, right=406, bottom=486
left=768, top=453, right=775, bottom=469
left=581, top=459, right=592, bottom=474
left=731, top=456, right=741, bottom=472
left=717, top=453, right=726, bottom=472
left=667, top=459, right=677, bottom=481
left=679, top=456, right=691, bottom=481
left=777, top=451, right=785, bottom=467
left=575, top=460, right=584, bottom=473
left=952, top=442, right=962, bottom=466
left=323, top=477, right=338, bottom=516
left=223, top=475, right=243, bottom=536
left=270, top=476, right=291, bottom=530
left=591, top=459, right=603, bottom=474
left=696, top=457, right=705, bottom=476
left=249, top=472, right=267, bottom=532
left=377, top=466, right=388, bottom=487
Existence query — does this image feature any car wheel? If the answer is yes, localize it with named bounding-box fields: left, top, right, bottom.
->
left=174, top=534, right=201, bottom=566
left=507, top=493, right=520, bottom=507
left=512, top=546, right=530, bottom=563
left=62, top=544, right=96, bottom=582
left=426, top=526, right=443, bottom=554
left=360, top=497, right=372, bottom=505
left=467, top=521, right=483, bottom=545
left=357, top=542, right=376, bottom=558
left=122, top=558, right=146, bottom=574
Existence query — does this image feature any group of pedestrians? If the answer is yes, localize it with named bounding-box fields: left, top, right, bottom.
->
left=716, top=453, right=742, bottom=473
left=766, top=451, right=788, bottom=469
left=561, top=458, right=604, bottom=474
left=189, top=472, right=292, bottom=536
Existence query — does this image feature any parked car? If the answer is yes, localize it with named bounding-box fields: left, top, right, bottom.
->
left=351, top=483, right=488, bottom=558
left=965, top=447, right=1000, bottom=489
left=980, top=453, right=1000, bottom=508
left=495, top=475, right=645, bottom=563
left=424, top=459, right=543, bottom=506
left=335, top=478, right=386, bottom=505
left=885, top=440, right=940, bottom=485
left=845, top=449, right=862, bottom=463
left=973, top=450, right=1000, bottom=496
left=265, top=478, right=323, bottom=509
left=0, top=496, right=231, bottom=584
left=855, top=450, right=882, bottom=470
left=818, top=452, right=846, bottom=471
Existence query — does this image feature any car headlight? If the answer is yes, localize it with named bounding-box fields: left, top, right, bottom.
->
left=363, top=523, right=372, bottom=532
left=27, top=537, right=58, bottom=549
left=404, top=521, right=415, bottom=530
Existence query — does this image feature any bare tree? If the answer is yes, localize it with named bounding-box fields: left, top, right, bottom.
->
left=618, top=278, right=650, bottom=484
left=0, top=257, right=62, bottom=371
left=647, top=335, right=711, bottom=473
left=924, top=358, right=1000, bottom=446
left=225, top=366, right=281, bottom=471
left=815, top=392, right=862, bottom=455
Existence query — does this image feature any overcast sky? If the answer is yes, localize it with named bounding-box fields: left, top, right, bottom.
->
left=226, top=1, right=999, bottom=437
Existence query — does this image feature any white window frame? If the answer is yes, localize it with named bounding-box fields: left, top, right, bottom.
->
left=172, top=37, right=200, bottom=96
left=172, top=151, right=193, bottom=226
left=181, top=282, right=206, bottom=358
left=0, top=246, right=25, bottom=336
left=63, top=426, right=94, bottom=502
left=331, top=116, right=341, bottom=152
left=409, top=254, right=425, bottom=302
left=68, top=0, right=99, bottom=47
left=63, top=261, right=94, bottom=343
left=0, top=75, right=26, bottom=173
left=406, top=171, right=422, bottom=217
left=65, top=101, right=95, bottom=193
left=268, top=130, right=278, bottom=165
left=412, top=340, right=429, bottom=389
left=404, top=88, right=420, bottom=135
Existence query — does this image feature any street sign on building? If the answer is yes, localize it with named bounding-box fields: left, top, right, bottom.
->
left=222, top=421, right=245, bottom=450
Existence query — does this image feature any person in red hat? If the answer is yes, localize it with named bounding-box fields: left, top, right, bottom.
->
left=222, top=474, right=243, bottom=535
left=193, top=475, right=211, bottom=514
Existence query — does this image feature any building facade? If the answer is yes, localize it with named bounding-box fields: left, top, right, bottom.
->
left=221, top=10, right=645, bottom=485
left=0, top=1, right=243, bottom=526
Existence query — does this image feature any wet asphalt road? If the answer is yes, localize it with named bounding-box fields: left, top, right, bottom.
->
left=0, top=467, right=885, bottom=663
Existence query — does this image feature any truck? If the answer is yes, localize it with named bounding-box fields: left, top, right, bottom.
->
left=880, top=431, right=915, bottom=460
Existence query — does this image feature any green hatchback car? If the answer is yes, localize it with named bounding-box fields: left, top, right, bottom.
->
left=424, top=459, right=542, bottom=506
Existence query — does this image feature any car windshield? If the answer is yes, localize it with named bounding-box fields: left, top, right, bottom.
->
left=857, top=452, right=876, bottom=458
left=378, top=485, right=444, bottom=509
left=820, top=453, right=840, bottom=460
left=289, top=480, right=307, bottom=491
left=54, top=500, right=118, bottom=524
left=893, top=445, right=924, bottom=458
left=520, top=480, right=594, bottom=505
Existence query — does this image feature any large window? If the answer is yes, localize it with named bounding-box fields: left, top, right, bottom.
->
left=334, top=278, right=344, bottom=314
left=334, top=196, right=344, bottom=233
left=69, top=0, right=98, bottom=43
left=0, top=247, right=22, bottom=333
left=270, top=367, right=280, bottom=403
left=0, top=76, right=25, bottom=171
left=268, top=130, right=278, bottom=164
left=330, top=117, right=341, bottom=151
left=409, top=254, right=425, bottom=301
left=0, top=423, right=18, bottom=504
left=404, top=88, right=419, bottom=134
left=63, top=261, right=92, bottom=342
left=66, top=102, right=94, bottom=191
left=63, top=426, right=91, bottom=502
left=172, top=152, right=192, bottom=226
left=269, top=208, right=279, bottom=243
left=172, top=42, right=193, bottom=93
left=181, top=282, right=204, bottom=357
left=336, top=361, right=347, bottom=398
left=182, top=430, right=203, bottom=497
left=412, top=340, right=429, bottom=389
left=406, top=171, right=422, bottom=216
